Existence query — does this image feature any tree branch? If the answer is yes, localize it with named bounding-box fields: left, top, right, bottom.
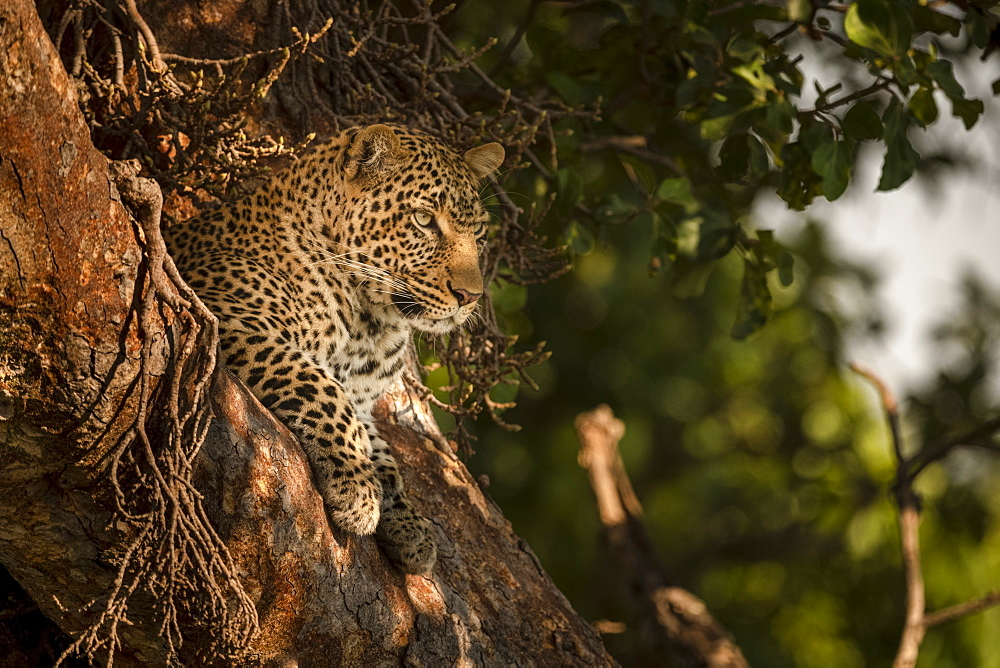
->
left=803, top=78, right=893, bottom=117
left=850, top=364, right=925, bottom=668
left=0, top=1, right=615, bottom=662
left=850, top=363, right=1000, bottom=668
left=924, top=590, right=1000, bottom=628
left=576, top=405, right=748, bottom=667
left=906, top=415, right=1000, bottom=479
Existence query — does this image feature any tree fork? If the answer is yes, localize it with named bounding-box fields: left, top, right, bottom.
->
left=0, top=0, right=612, bottom=663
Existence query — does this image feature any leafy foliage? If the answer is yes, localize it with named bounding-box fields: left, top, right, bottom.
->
left=468, top=0, right=993, bottom=338
left=475, top=221, right=1000, bottom=665
left=451, top=0, right=1000, bottom=664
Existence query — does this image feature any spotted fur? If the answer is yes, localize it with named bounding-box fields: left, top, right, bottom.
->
left=164, top=124, right=504, bottom=573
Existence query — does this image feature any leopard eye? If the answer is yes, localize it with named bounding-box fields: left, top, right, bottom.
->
left=474, top=220, right=487, bottom=236
left=413, top=211, right=434, bottom=227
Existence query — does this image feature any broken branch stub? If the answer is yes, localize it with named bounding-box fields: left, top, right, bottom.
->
left=576, top=405, right=749, bottom=667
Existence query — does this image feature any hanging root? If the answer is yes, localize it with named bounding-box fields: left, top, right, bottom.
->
left=58, top=162, right=258, bottom=666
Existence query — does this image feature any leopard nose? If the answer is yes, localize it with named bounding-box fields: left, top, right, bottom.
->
left=450, top=285, right=482, bottom=306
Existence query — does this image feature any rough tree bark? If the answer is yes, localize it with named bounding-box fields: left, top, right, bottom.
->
left=0, top=1, right=613, bottom=664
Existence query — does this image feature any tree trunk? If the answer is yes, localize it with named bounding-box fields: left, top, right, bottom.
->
left=0, top=0, right=613, bottom=663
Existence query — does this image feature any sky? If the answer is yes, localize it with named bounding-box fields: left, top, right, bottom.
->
left=757, top=58, right=1000, bottom=397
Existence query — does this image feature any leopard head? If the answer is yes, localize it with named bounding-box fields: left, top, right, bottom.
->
left=333, top=124, right=504, bottom=334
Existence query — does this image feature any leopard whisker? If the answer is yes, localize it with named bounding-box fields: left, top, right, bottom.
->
left=318, top=259, right=411, bottom=292
left=322, top=246, right=414, bottom=289
left=319, top=263, right=407, bottom=289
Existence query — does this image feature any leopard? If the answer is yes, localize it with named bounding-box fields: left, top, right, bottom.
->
left=163, top=123, right=504, bottom=574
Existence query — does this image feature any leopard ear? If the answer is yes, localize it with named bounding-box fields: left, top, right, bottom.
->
left=463, top=142, right=504, bottom=178
left=343, top=124, right=403, bottom=184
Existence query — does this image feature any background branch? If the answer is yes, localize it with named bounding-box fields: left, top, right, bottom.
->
left=576, top=405, right=748, bottom=667
left=851, top=363, right=1000, bottom=668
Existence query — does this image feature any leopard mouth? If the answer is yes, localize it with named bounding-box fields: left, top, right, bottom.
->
left=391, top=291, right=426, bottom=317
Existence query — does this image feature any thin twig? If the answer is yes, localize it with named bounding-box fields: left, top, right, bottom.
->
left=804, top=78, right=892, bottom=116
left=924, top=590, right=1000, bottom=628
left=907, top=415, right=1000, bottom=479
left=581, top=135, right=682, bottom=174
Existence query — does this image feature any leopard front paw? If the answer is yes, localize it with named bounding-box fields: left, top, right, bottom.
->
left=321, top=472, right=383, bottom=536
left=375, top=500, right=437, bottom=574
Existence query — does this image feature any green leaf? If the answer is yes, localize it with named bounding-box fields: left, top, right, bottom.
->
left=950, top=97, right=985, bottom=130
left=778, top=252, right=795, bottom=287
left=927, top=60, right=984, bottom=129
left=554, top=168, right=584, bottom=216
left=811, top=138, right=854, bottom=201
left=657, top=178, right=696, bottom=207
left=563, top=220, right=595, bottom=254
left=649, top=0, right=680, bottom=19
left=695, top=205, right=737, bottom=261
left=877, top=99, right=919, bottom=191
left=620, top=155, right=658, bottom=195
left=969, top=10, right=990, bottom=49
left=909, top=86, right=938, bottom=126
left=677, top=75, right=714, bottom=109
left=843, top=101, right=884, bottom=140
left=733, top=62, right=776, bottom=92
left=756, top=230, right=795, bottom=287
left=651, top=214, right=678, bottom=262
left=912, top=5, right=961, bottom=37
left=546, top=71, right=585, bottom=103
left=844, top=0, right=913, bottom=57
left=787, top=0, right=812, bottom=23
left=748, top=135, right=770, bottom=178
left=670, top=257, right=717, bottom=298
left=927, top=60, right=964, bottom=98
left=490, top=280, right=528, bottom=313
left=732, top=260, right=773, bottom=340
left=728, top=37, right=762, bottom=64
left=777, top=142, right=822, bottom=210
left=894, top=56, right=918, bottom=87
left=766, top=97, right=796, bottom=135
left=562, top=0, right=629, bottom=22
left=595, top=193, right=635, bottom=223
left=706, top=84, right=757, bottom=119
left=800, top=122, right=834, bottom=152
left=718, top=134, right=750, bottom=180
left=701, top=114, right=737, bottom=141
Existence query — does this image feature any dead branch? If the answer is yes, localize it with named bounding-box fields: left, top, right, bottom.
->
left=576, top=405, right=748, bottom=668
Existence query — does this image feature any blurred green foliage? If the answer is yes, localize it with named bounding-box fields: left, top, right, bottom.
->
left=436, top=0, right=1000, bottom=665
left=473, top=223, right=1000, bottom=665
left=451, top=0, right=993, bottom=338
